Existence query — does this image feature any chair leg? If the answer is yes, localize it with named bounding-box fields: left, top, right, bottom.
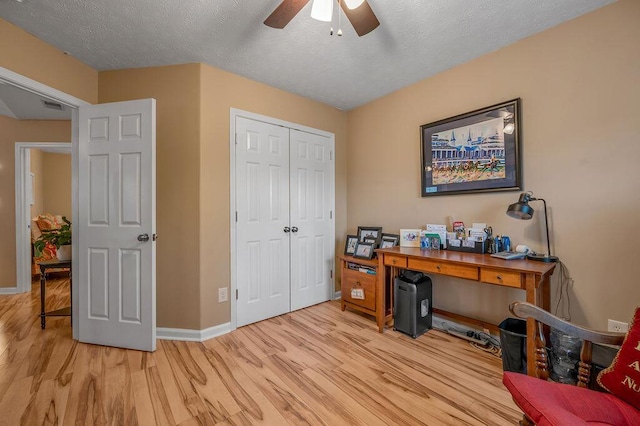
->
left=519, top=415, right=534, bottom=426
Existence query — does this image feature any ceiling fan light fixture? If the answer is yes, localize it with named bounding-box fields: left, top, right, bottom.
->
left=310, top=0, right=333, bottom=22
left=344, top=0, right=365, bottom=9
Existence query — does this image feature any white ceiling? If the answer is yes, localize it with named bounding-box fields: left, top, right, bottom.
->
left=0, top=0, right=615, bottom=111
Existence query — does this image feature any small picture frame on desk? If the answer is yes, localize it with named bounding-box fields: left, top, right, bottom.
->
left=344, top=235, right=359, bottom=255
left=357, top=226, right=382, bottom=242
left=400, top=229, right=421, bottom=247
left=381, top=233, right=400, bottom=248
left=353, top=242, right=375, bottom=260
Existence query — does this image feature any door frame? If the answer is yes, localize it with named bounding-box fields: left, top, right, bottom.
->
left=1, top=66, right=89, bottom=337
left=229, top=108, right=335, bottom=331
left=15, top=142, right=72, bottom=294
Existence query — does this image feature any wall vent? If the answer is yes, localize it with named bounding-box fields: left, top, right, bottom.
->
left=42, top=100, right=65, bottom=111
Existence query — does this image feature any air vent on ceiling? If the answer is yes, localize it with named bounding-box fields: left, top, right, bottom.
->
left=42, top=100, right=65, bottom=111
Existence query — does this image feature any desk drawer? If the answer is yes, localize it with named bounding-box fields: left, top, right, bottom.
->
left=384, top=254, right=407, bottom=268
left=480, top=268, right=522, bottom=288
left=407, top=258, right=478, bottom=280
left=341, top=269, right=376, bottom=311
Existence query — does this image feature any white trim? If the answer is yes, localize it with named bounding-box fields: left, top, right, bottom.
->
left=157, top=322, right=231, bottom=342
left=15, top=142, right=72, bottom=294
left=334, top=291, right=342, bottom=300
left=0, top=66, right=88, bottom=339
left=0, top=287, right=21, bottom=295
left=229, top=108, right=336, bottom=333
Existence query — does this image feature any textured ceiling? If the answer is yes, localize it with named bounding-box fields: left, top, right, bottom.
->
left=0, top=0, right=615, bottom=110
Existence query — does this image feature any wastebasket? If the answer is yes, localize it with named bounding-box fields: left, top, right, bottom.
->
left=393, top=273, right=432, bottom=338
left=499, top=318, right=527, bottom=374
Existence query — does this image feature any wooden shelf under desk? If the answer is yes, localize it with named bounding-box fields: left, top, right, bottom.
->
left=338, top=254, right=392, bottom=327
left=375, top=246, right=557, bottom=377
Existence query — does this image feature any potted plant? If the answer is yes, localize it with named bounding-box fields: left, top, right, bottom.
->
left=34, top=216, right=72, bottom=261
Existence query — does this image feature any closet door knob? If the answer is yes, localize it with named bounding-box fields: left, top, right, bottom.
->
left=284, top=227, right=291, bottom=233
left=291, top=226, right=299, bottom=233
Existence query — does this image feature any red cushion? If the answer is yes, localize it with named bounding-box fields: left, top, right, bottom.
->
left=503, top=372, right=640, bottom=426
left=598, top=307, right=640, bottom=410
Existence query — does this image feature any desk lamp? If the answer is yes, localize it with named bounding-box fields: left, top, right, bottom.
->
left=506, top=192, right=559, bottom=262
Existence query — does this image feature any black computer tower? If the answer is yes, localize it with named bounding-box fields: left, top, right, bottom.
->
left=393, top=275, right=432, bottom=338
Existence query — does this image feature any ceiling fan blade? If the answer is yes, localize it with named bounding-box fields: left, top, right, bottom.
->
left=264, top=0, right=312, bottom=29
left=339, top=0, right=380, bottom=36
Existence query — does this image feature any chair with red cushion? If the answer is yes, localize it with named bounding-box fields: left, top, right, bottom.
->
left=502, top=302, right=640, bottom=426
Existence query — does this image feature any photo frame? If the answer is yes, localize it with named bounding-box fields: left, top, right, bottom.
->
left=353, top=241, right=375, bottom=260
left=380, top=233, right=400, bottom=249
left=344, top=235, right=359, bottom=256
left=363, top=237, right=379, bottom=248
left=357, top=226, right=382, bottom=244
left=400, top=229, right=421, bottom=248
left=420, top=98, right=522, bottom=197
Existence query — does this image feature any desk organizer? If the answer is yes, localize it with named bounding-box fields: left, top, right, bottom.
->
left=446, top=239, right=487, bottom=254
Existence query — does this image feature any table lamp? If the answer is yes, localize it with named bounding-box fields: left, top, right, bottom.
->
left=506, top=192, right=559, bottom=262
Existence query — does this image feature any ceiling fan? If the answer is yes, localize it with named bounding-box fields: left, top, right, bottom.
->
left=264, top=0, right=380, bottom=37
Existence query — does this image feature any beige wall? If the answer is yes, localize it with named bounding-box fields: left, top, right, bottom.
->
left=0, top=18, right=97, bottom=104
left=99, top=64, right=203, bottom=329
left=346, top=0, right=640, bottom=329
left=199, top=64, right=348, bottom=329
left=0, top=117, right=72, bottom=287
left=41, top=152, right=72, bottom=219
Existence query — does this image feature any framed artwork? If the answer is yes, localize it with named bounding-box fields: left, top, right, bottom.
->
left=420, top=98, right=522, bottom=197
left=357, top=226, right=382, bottom=244
left=353, top=241, right=375, bottom=260
left=400, top=229, right=421, bottom=248
left=363, top=237, right=378, bottom=248
left=380, top=233, right=400, bottom=249
left=344, top=235, right=359, bottom=255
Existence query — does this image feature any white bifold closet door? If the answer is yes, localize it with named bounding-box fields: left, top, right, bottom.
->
left=235, top=116, right=333, bottom=327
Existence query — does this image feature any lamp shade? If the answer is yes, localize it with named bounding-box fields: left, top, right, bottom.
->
left=506, top=193, right=534, bottom=219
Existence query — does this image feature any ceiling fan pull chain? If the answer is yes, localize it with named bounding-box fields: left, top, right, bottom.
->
left=337, top=0, right=343, bottom=36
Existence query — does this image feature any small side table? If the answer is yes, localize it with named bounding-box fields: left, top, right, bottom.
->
left=39, top=259, right=72, bottom=329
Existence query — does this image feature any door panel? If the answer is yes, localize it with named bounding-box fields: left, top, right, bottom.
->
left=290, top=129, right=333, bottom=311
left=79, top=99, right=156, bottom=351
left=236, top=117, right=291, bottom=327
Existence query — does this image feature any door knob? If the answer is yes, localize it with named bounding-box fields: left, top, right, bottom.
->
left=152, top=233, right=158, bottom=241
left=137, top=233, right=150, bottom=242
left=291, top=226, right=299, bottom=233
left=284, top=227, right=291, bottom=233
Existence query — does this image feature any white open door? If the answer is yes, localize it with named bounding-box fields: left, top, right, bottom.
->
left=78, top=99, right=156, bottom=351
left=289, top=129, right=334, bottom=310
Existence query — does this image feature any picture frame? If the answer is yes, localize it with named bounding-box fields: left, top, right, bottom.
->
left=344, top=234, right=359, bottom=256
left=353, top=241, right=375, bottom=260
left=420, top=98, right=522, bottom=197
left=400, top=229, right=421, bottom=248
left=363, top=237, right=378, bottom=248
left=357, top=226, right=382, bottom=244
left=380, top=233, right=400, bottom=249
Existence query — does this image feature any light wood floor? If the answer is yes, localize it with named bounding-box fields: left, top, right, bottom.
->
left=0, top=276, right=522, bottom=425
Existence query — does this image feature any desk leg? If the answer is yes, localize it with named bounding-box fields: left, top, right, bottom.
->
left=376, top=255, right=386, bottom=333
left=40, top=269, right=46, bottom=329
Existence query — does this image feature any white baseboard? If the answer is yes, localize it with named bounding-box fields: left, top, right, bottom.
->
left=334, top=290, right=341, bottom=300
left=0, top=287, right=20, bottom=295
left=157, top=322, right=232, bottom=342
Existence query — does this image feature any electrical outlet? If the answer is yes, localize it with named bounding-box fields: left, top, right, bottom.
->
left=608, top=319, right=629, bottom=333
left=218, top=287, right=228, bottom=303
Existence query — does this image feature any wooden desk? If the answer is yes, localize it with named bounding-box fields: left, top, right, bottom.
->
left=376, top=247, right=556, bottom=376
left=39, top=259, right=72, bottom=329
